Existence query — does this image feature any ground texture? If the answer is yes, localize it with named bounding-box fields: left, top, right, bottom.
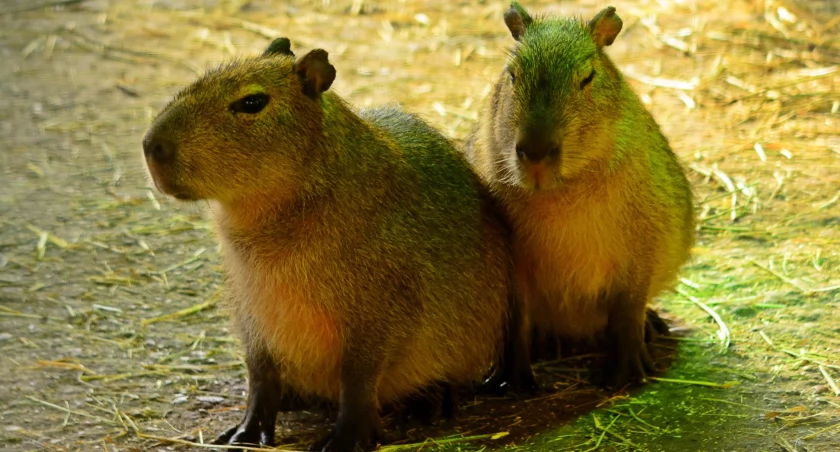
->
left=1, top=0, right=839, bottom=451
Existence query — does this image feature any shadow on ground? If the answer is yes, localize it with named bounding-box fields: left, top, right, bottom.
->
left=1, top=0, right=839, bottom=451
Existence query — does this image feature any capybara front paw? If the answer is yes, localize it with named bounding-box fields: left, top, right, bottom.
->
left=214, top=420, right=274, bottom=448
left=602, top=336, right=657, bottom=388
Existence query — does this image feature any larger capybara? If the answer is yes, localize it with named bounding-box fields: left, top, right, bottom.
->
left=143, top=38, right=517, bottom=451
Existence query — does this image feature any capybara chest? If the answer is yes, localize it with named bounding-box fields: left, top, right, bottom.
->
left=224, top=243, right=343, bottom=399
left=511, top=191, right=632, bottom=336
left=515, top=193, right=630, bottom=297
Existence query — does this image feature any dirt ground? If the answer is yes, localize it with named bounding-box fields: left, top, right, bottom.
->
left=1, top=0, right=839, bottom=451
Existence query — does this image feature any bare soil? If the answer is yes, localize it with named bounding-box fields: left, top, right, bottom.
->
left=1, top=0, right=838, bottom=451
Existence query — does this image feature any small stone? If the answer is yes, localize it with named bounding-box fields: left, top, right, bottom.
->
left=812, top=385, right=828, bottom=394
left=197, top=396, right=225, bottom=404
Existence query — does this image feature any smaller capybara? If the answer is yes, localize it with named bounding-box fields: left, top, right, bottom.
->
left=465, top=2, right=695, bottom=387
left=143, top=38, right=518, bottom=451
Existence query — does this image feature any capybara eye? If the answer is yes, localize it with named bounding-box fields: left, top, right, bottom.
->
left=508, top=68, right=516, bottom=84
left=580, top=69, right=595, bottom=89
left=232, top=94, right=269, bottom=114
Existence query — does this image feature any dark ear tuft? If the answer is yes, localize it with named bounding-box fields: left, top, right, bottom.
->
left=294, top=49, right=336, bottom=98
left=588, top=6, right=623, bottom=48
left=263, top=37, right=294, bottom=57
left=504, top=1, right=532, bottom=41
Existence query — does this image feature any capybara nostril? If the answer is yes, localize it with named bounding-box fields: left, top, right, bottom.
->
left=142, top=133, right=176, bottom=165
left=515, top=138, right=558, bottom=163
left=515, top=145, right=526, bottom=161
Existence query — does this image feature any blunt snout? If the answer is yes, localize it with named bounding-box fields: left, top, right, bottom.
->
left=142, top=131, right=176, bottom=165
left=515, top=137, right=560, bottom=163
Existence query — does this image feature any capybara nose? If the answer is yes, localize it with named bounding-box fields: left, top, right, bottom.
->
left=143, top=132, right=176, bottom=165
left=515, top=138, right=560, bottom=163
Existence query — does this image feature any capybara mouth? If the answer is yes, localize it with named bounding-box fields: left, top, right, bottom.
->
left=170, top=191, right=198, bottom=201
left=145, top=160, right=196, bottom=200
left=516, top=161, right=558, bottom=192
left=155, top=180, right=196, bottom=201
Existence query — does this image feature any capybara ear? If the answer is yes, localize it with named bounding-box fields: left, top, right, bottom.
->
left=263, top=37, right=295, bottom=57
left=294, top=49, right=336, bottom=99
left=588, top=6, right=623, bottom=48
left=505, top=1, right=533, bottom=41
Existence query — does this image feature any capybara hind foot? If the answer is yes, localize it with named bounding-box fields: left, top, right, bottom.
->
left=483, top=290, right=538, bottom=396
left=645, top=308, right=670, bottom=343
left=480, top=364, right=538, bottom=396
left=389, top=382, right=456, bottom=426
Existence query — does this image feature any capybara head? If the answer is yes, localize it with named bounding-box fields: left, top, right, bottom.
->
left=494, top=3, right=624, bottom=190
left=143, top=39, right=336, bottom=204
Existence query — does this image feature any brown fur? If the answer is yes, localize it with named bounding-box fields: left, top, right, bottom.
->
left=465, top=3, right=695, bottom=384
left=143, top=46, right=510, bottom=448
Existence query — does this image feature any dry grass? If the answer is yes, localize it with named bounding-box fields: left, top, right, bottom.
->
left=0, top=0, right=838, bottom=450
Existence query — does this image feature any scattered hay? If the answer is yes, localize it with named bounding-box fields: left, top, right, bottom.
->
left=0, top=0, right=838, bottom=450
